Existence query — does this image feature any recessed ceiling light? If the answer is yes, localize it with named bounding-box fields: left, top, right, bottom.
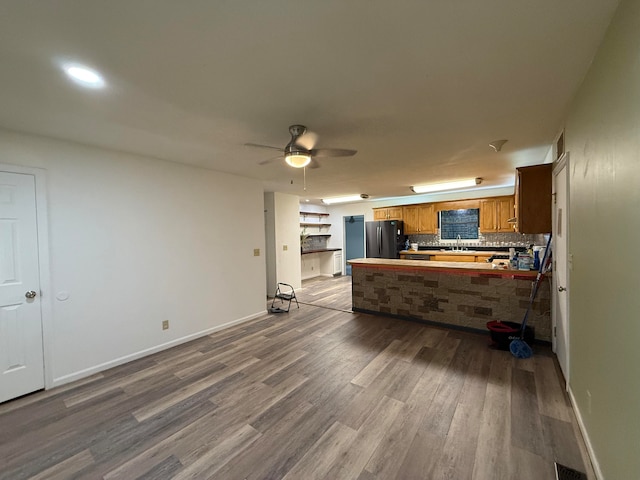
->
left=63, top=64, right=106, bottom=89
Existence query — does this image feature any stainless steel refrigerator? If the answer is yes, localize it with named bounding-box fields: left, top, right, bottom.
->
left=365, top=220, right=405, bottom=258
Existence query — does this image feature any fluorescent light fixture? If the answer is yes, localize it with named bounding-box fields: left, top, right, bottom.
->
left=285, top=153, right=311, bottom=168
left=411, top=177, right=482, bottom=194
left=62, top=64, right=106, bottom=89
left=322, top=194, right=362, bottom=205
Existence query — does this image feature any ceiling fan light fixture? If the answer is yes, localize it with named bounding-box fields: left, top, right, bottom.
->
left=284, top=152, right=311, bottom=168
left=322, top=194, right=363, bottom=205
left=411, top=178, right=482, bottom=194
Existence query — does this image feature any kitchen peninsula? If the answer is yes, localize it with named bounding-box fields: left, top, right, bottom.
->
left=348, top=257, right=551, bottom=342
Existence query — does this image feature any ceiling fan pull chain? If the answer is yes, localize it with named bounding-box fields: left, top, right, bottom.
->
left=303, top=166, right=307, bottom=191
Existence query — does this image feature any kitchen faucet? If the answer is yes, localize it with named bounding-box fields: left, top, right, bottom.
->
left=455, top=234, right=461, bottom=251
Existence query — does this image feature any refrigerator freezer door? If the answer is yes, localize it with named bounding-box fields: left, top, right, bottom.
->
left=380, top=221, right=393, bottom=258
left=365, top=221, right=381, bottom=258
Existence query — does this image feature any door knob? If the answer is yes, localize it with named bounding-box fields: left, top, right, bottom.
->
left=558, top=286, right=567, bottom=292
left=25, top=290, right=37, bottom=299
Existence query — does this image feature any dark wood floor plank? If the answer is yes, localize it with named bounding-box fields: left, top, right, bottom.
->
left=281, top=421, right=358, bottom=480
left=0, top=276, right=590, bottom=480
left=134, top=455, right=183, bottom=480
left=430, top=340, right=491, bottom=479
left=29, top=449, right=95, bottom=480
left=132, top=356, right=260, bottom=422
left=540, top=414, right=586, bottom=472
left=361, top=402, right=424, bottom=479
left=534, top=354, right=572, bottom=422
left=471, top=350, right=514, bottom=480
left=393, top=429, right=445, bottom=480
left=173, top=423, right=262, bottom=480
left=511, top=369, right=548, bottom=457
left=351, top=339, right=404, bottom=387
left=326, top=395, right=405, bottom=480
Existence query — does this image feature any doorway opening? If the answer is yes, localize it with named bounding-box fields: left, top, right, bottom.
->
left=344, top=215, right=365, bottom=275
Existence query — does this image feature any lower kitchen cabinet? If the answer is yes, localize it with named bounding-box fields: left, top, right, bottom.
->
left=430, top=254, right=477, bottom=262
left=301, top=250, right=343, bottom=280
left=333, top=251, right=343, bottom=275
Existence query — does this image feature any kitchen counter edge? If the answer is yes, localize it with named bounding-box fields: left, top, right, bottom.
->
left=347, top=257, right=539, bottom=277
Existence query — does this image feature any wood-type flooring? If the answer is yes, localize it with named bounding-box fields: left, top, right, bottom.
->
left=0, top=276, right=593, bottom=479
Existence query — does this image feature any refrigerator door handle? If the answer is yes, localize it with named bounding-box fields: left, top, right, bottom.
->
left=378, top=225, right=382, bottom=256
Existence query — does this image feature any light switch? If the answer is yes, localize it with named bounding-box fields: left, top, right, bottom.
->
left=568, top=253, right=573, bottom=271
left=253, top=248, right=260, bottom=256
left=283, top=245, right=288, bottom=251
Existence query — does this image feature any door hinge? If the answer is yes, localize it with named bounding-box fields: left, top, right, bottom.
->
left=554, top=326, right=557, bottom=337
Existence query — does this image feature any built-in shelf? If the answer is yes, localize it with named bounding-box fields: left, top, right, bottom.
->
left=300, top=211, right=330, bottom=217
left=300, top=222, right=331, bottom=227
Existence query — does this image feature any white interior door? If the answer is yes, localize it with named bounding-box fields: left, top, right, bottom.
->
left=553, top=156, right=570, bottom=383
left=0, top=171, right=44, bottom=403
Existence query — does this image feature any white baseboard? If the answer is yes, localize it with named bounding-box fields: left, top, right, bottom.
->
left=51, top=310, right=267, bottom=388
left=568, top=386, right=604, bottom=480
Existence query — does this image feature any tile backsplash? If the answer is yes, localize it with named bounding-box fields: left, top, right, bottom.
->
left=301, top=235, right=328, bottom=251
left=408, top=231, right=547, bottom=247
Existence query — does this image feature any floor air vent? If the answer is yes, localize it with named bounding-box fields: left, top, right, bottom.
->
left=555, top=462, right=587, bottom=480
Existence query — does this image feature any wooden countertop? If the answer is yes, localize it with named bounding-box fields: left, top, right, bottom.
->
left=347, top=257, right=539, bottom=277
left=301, top=248, right=341, bottom=255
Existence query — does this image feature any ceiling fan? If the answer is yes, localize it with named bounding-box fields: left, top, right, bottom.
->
left=245, top=125, right=357, bottom=169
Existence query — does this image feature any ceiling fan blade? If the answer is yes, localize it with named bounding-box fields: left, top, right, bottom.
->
left=309, top=148, right=357, bottom=158
left=308, top=159, right=321, bottom=169
left=295, top=131, right=318, bottom=150
left=245, top=142, right=282, bottom=152
left=258, top=155, right=283, bottom=165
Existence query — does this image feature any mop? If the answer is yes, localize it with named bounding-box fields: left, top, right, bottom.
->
left=510, top=234, right=552, bottom=359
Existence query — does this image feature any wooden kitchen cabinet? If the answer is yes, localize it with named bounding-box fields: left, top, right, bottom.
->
left=373, top=206, right=403, bottom=221
left=480, top=196, right=514, bottom=233
left=430, top=254, right=477, bottom=262
left=402, top=204, right=436, bottom=234
left=514, top=164, right=552, bottom=233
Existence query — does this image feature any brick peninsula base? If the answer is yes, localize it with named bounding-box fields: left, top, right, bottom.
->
left=349, top=258, right=551, bottom=342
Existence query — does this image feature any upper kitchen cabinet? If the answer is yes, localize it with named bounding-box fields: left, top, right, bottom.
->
left=373, top=206, right=403, bottom=221
left=479, top=196, right=514, bottom=233
left=403, top=204, right=436, bottom=234
left=514, top=164, right=552, bottom=233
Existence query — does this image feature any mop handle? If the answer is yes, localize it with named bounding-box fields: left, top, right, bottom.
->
left=520, top=234, right=552, bottom=337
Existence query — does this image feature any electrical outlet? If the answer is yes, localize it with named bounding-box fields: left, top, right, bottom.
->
left=253, top=248, right=260, bottom=256
left=283, top=245, right=288, bottom=251
left=568, top=253, right=574, bottom=271
left=162, top=320, right=169, bottom=330
left=587, top=390, right=592, bottom=414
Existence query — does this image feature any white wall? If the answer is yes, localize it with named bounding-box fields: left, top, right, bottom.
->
left=264, top=193, right=277, bottom=295
left=563, top=0, right=640, bottom=477
left=264, top=192, right=301, bottom=294
left=0, top=129, right=266, bottom=386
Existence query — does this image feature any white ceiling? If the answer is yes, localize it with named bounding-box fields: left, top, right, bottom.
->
left=0, top=1, right=619, bottom=203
